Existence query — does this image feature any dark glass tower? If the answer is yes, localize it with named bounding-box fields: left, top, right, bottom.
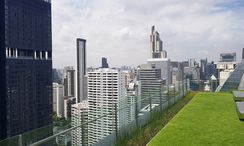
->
left=0, top=0, right=52, bottom=140
left=101, top=57, right=109, bottom=68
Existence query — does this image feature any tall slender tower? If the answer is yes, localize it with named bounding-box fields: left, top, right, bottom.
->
left=63, top=66, right=75, bottom=97
left=77, top=38, right=87, bottom=102
left=242, top=48, right=244, bottom=60
left=150, top=26, right=167, bottom=58
left=0, top=0, right=52, bottom=139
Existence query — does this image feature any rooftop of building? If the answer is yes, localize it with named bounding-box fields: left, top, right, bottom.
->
left=72, top=100, right=89, bottom=109
left=88, top=68, right=121, bottom=73
left=147, top=58, right=170, bottom=62
left=148, top=92, right=244, bottom=146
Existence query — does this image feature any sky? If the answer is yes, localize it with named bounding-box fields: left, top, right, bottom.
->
left=52, top=0, right=244, bottom=69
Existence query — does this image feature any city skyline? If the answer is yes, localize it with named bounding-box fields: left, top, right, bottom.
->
left=2, top=0, right=244, bottom=145
left=52, top=0, right=244, bottom=68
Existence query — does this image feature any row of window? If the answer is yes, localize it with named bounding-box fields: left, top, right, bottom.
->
left=6, top=48, right=51, bottom=59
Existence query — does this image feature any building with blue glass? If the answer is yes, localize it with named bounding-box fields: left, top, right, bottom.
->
left=0, top=0, right=52, bottom=140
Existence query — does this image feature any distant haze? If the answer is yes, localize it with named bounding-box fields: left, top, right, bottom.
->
left=52, top=0, right=244, bottom=68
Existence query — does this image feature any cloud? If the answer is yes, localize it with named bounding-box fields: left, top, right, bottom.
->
left=52, top=0, right=244, bottom=68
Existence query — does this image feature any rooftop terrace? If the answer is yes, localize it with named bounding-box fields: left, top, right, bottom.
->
left=148, top=92, right=244, bottom=146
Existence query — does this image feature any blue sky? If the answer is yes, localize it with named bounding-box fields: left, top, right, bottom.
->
left=52, top=0, right=244, bottom=68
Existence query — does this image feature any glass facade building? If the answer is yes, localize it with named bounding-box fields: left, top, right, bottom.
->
left=221, top=61, right=244, bottom=91
left=0, top=0, right=52, bottom=140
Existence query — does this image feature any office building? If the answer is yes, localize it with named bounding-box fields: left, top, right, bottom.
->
left=63, top=66, right=75, bottom=97
left=242, top=48, right=244, bottom=61
left=77, top=38, right=87, bottom=102
left=220, top=53, right=236, bottom=62
left=126, top=81, right=141, bottom=123
left=220, top=49, right=244, bottom=91
left=147, top=58, right=171, bottom=85
left=71, top=101, right=89, bottom=146
left=87, top=68, right=127, bottom=145
left=170, top=61, right=184, bottom=84
left=101, top=57, right=109, bottom=68
left=137, top=64, right=164, bottom=108
left=220, top=61, right=244, bottom=91
left=150, top=26, right=167, bottom=58
left=171, top=67, right=179, bottom=85
left=53, top=68, right=63, bottom=84
left=0, top=0, right=52, bottom=139
left=64, top=96, right=76, bottom=119
left=200, top=59, right=208, bottom=80
left=184, top=66, right=201, bottom=90
left=189, top=58, right=197, bottom=68
left=216, top=53, right=237, bottom=90
left=123, top=70, right=136, bottom=87
left=206, top=61, right=218, bottom=79
left=210, top=75, right=218, bottom=92
left=53, top=83, right=64, bottom=117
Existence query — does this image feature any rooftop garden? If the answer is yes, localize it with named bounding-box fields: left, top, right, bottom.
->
left=148, top=92, right=244, bottom=146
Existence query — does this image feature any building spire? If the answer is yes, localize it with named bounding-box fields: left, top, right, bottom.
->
left=150, top=26, right=167, bottom=58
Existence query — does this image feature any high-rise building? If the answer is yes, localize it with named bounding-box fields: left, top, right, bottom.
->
left=123, top=70, right=136, bottom=87
left=220, top=53, right=236, bottom=62
left=126, top=81, right=141, bottom=123
left=220, top=49, right=244, bottom=91
left=170, top=61, right=184, bottom=84
left=71, top=101, right=89, bottom=146
left=171, top=67, right=179, bottom=85
left=53, top=83, right=64, bottom=117
left=101, top=57, right=109, bottom=68
left=53, top=68, right=63, bottom=84
left=200, top=59, right=208, bottom=80
left=63, top=66, right=75, bottom=97
left=220, top=61, right=244, bottom=91
left=0, top=0, right=52, bottom=139
left=189, top=58, right=197, bottom=68
left=206, top=61, right=218, bottom=79
left=150, top=26, right=167, bottom=59
left=184, top=67, right=201, bottom=80
left=137, top=64, right=164, bottom=108
left=77, top=38, right=87, bottom=102
left=147, top=58, right=171, bottom=85
left=216, top=52, right=237, bottom=89
left=87, top=68, right=127, bottom=145
left=64, top=96, right=76, bottom=119
left=242, top=48, right=244, bottom=61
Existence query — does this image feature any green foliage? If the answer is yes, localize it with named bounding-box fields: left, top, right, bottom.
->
left=52, top=112, right=71, bottom=127
left=149, top=92, right=244, bottom=146
left=116, top=91, right=197, bottom=146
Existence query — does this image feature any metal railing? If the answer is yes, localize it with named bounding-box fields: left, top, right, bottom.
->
left=0, top=79, right=190, bottom=146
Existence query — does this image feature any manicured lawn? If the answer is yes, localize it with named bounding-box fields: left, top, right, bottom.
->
left=148, top=92, right=244, bottom=146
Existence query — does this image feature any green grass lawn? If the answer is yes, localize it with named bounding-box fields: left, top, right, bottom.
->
left=148, top=92, right=244, bottom=146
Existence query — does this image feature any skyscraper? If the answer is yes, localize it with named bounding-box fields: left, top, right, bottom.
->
left=150, top=26, right=167, bottom=58
left=87, top=68, right=127, bottom=145
left=220, top=53, right=236, bottom=62
left=101, top=57, right=109, bottom=68
left=77, top=38, right=87, bottom=102
left=63, top=66, right=75, bottom=97
left=242, top=48, right=244, bottom=61
left=71, top=101, right=89, bottom=146
left=0, top=0, right=52, bottom=139
left=200, top=59, right=208, bottom=80
left=147, top=58, right=171, bottom=85
left=53, top=83, right=64, bottom=117
left=137, top=64, right=164, bottom=108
